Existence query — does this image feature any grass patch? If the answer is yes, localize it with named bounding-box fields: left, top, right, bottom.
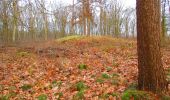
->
left=52, top=80, right=62, bottom=87
left=0, top=92, right=17, bottom=100
left=111, top=73, right=120, bottom=85
left=56, top=35, right=83, bottom=42
left=78, top=64, right=88, bottom=70
left=0, top=84, right=4, bottom=91
left=16, top=51, right=30, bottom=57
left=102, top=73, right=111, bottom=79
left=96, top=78, right=105, bottom=84
left=50, top=80, right=62, bottom=90
left=166, top=68, right=170, bottom=82
left=37, top=94, right=48, bottom=100
left=54, top=92, right=63, bottom=100
left=100, top=93, right=118, bottom=99
left=122, top=90, right=150, bottom=100
left=112, top=62, right=119, bottom=67
left=162, top=95, right=170, bottom=100
left=75, top=81, right=87, bottom=91
left=20, top=84, right=32, bottom=91
left=125, top=83, right=138, bottom=91
left=8, top=86, right=16, bottom=91
left=112, top=73, right=119, bottom=77
left=73, top=81, right=87, bottom=100
left=111, top=79, right=119, bottom=85
left=0, top=95, right=10, bottom=100
left=73, top=90, right=85, bottom=100
left=106, top=66, right=112, bottom=72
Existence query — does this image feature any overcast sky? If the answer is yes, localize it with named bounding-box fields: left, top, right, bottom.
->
left=122, top=0, right=136, bottom=8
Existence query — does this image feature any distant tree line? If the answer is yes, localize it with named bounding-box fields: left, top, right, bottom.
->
left=0, top=0, right=169, bottom=43
left=0, top=0, right=136, bottom=43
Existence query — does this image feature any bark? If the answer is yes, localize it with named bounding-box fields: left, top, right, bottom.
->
left=137, top=0, right=167, bottom=93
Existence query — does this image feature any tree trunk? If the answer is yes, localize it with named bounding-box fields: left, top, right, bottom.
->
left=136, top=0, right=167, bottom=93
left=12, top=0, right=18, bottom=42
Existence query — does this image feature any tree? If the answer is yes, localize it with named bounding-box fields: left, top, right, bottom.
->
left=136, top=0, right=167, bottom=93
left=12, top=0, right=19, bottom=42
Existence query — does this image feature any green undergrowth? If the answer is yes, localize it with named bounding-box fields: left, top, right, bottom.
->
left=122, top=90, right=151, bottom=100
left=121, top=83, right=153, bottom=100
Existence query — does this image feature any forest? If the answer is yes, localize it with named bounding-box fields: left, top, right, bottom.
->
left=0, top=0, right=170, bottom=100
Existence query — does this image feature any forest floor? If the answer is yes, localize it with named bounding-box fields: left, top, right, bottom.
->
left=0, top=36, right=170, bottom=100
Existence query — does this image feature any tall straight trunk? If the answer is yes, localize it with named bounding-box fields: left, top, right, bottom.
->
left=100, top=5, right=103, bottom=35
left=71, top=0, right=75, bottom=35
left=2, top=0, right=9, bottom=42
left=12, top=0, right=18, bottom=42
left=161, top=2, right=166, bottom=41
left=87, top=18, right=91, bottom=35
left=136, top=0, right=167, bottom=93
